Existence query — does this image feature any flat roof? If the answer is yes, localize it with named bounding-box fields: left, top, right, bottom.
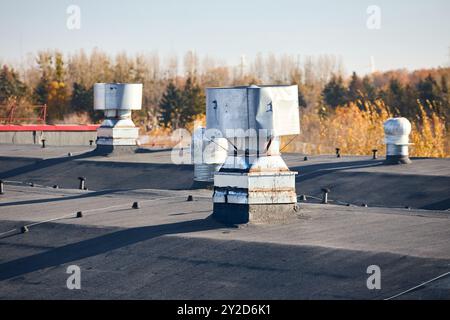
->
left=0, top=145, right=448, bottom=210
left=0, top=185, right=449, bottom=299
left=0, top=145, right=449, bottom=299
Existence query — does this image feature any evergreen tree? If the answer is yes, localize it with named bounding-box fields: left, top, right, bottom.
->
left=361, top=76, right=377, bottom=101
left=182, top=76, right=205, bottom=123
left=416, top=74, right=441, bottom=107
left=415, top=74, right=444, bottom=116
left=347, top=72, right=363, bottom=102
left=440, top=76, right=450, bottom=122
left=289, top=71, right=307, bottom=108
left=400, top=85, right=419, bottom=118
left=322, top=75, right=348, bottom=109
left=382, top=78, right=404, bottom=114
left=159, top=81, right=184, bottom=128
left=71, top=83, right=92, bottom=113
left=0, top=66, right=27, bottom=103
left=70, top=82, right=102, bottom=121
left=441, top=76, right=449, bottom=95
left=298, top=86, right=307, bottom=108
left=34, top=52, right=52, bottom=105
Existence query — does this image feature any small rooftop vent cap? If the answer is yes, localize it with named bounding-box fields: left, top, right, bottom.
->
left=384, top=117, right=411, bottom=145
left=383, top=117, right=412, bottom=164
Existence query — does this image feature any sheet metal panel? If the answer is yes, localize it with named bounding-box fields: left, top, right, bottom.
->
left=94, top=83, right=142, bottom=110
left=206, top=88, right=251, bottom=136
left=206, top=85, right=300, bottom=138
left=384, top=117, right=411, bottom=145
left=258, top=86, right=300, bottom=136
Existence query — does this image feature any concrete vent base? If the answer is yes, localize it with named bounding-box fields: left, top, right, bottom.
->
left=212, top=203, right=299, bottom=225
left=384, top=155, right=412, bottom=165
left=94, top=145, right=138, bottom=156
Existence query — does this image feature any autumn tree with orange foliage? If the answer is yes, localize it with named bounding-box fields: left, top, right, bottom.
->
left=34, top=51, right=69, bottom=121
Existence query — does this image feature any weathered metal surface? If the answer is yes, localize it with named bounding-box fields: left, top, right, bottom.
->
left=192, top=127, right=228, bottom=165
left=213, top=170, right=297, bottom=205
left=248, top=154, right=290, bottom=172
left=219, top=154, right=291, bottom=172
left=207, top=85, right=300, bottom=222
left=213, top=189, right=297, bottom=205
left=384, top=117, right=412, bottom=164
left=387, top=144, right=409, bottom=156
left=206, top=85, right=300, bottom=138
left=214, top=173, right=249, bottom=188
left=94, top=83, right=143, bottom=110
left=94, top=83, right=142, bottom=148
left=256, top=86, right=300, bottom=136
left=206, top=88, right=252, bottom=136
left=192, top=127, right=228, bottom=182
left=384, top=117, right=411, bottom=145
left=192, top=127, right=206, bottom=165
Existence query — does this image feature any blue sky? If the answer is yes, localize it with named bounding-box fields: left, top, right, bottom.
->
left=0, top=0, right=449, bottom=75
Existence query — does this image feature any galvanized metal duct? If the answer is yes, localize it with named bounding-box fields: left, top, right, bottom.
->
left=192, top=127, right=228, bottom=182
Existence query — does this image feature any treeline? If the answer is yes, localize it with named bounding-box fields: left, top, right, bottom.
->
left=322, top=71, right=450, bottom=121
left=0, top=49, right=449, bottom=129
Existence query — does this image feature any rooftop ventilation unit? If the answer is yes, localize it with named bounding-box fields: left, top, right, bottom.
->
left=192, top=126, right=228, bottom=184
left=206, top=85, right=300, bottom=224
left=383, top=117, right=412, bottom=164
left=94, top=83, right=142, bottom=153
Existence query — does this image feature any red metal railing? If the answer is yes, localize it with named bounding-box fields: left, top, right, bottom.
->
left=0, top=103, right=47, bottom=124
left=0, top=124, right=100, bottom=132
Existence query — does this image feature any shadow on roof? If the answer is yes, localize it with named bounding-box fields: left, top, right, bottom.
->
left=0, top=217, right=223, bottom=281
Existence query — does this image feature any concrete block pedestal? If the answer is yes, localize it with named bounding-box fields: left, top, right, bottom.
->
left=212, top=168, right=298, bottom=224
left=213, top=203, right=299, bottom=225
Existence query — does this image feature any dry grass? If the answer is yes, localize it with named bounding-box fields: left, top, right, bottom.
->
left=284, top=100, right=448, bottom=157
left=409, top=102, right=448, bottom=157
left=54, top=112, right=91, bottom=124
left=140, top=100, right=448, bottom=158
left=138, top=126, right=174, bottom=147
left=138, top=114, right=206, bottom=148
